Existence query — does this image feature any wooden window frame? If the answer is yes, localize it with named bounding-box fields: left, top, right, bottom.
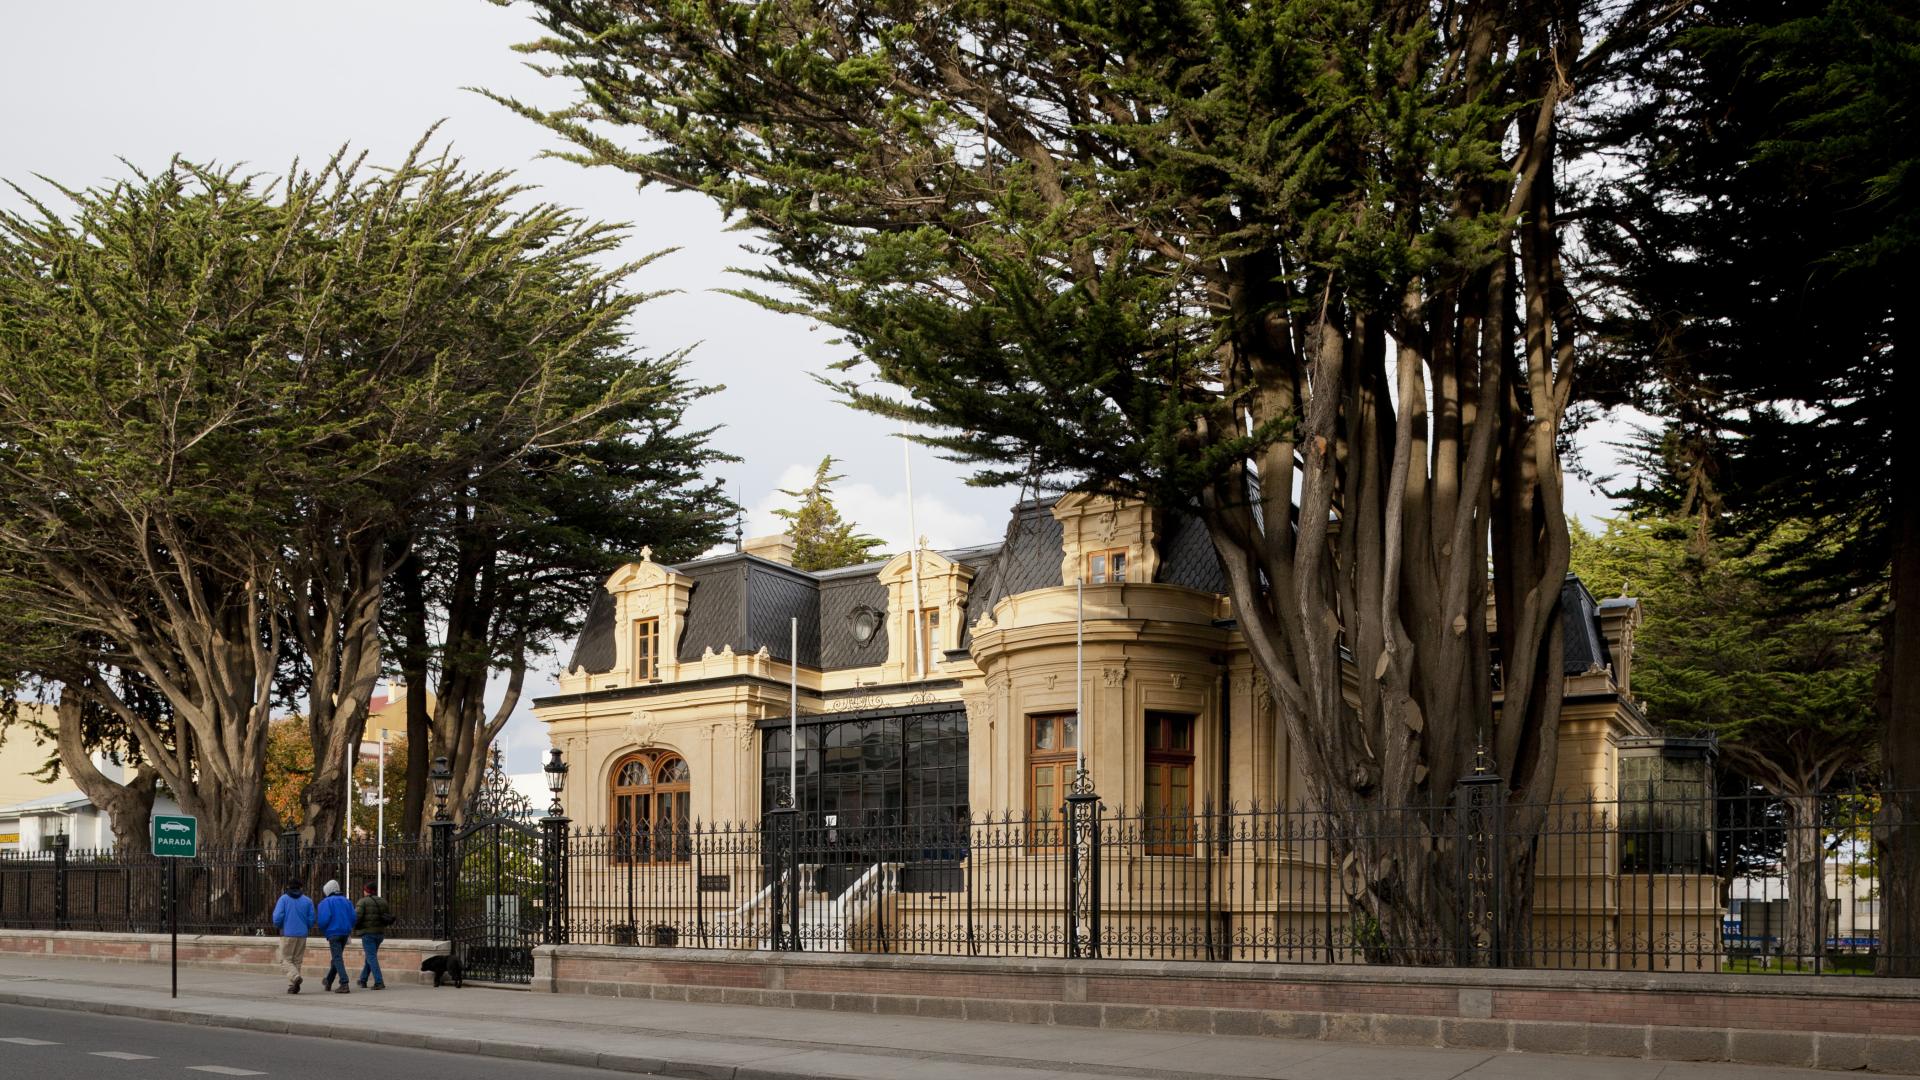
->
left=632, top=617, right=660, bottom=681
left=609, top=749, right=691, bottom=863
left=1027, top=712, right=1080, bottom=850
left=914, top=607, right=942, bottom=670
left=1143, top=711, right=1195, bottom=855
left=1086, top=547, right=1129, bottom=584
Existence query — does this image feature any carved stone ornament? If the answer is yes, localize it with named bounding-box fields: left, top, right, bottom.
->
left=1170, top=673, right=1185, bottom=690
left=1254, top=675, right=1276, bottom=718
left=1044, top=672, right=1059, bottom=691
left=735, top=719, right=757, bottom=748
left=623, top=710, right=658, bottom=749
left=1101, top=665, right=1126, bottom=688
left=1097, top=512, right=1118, bottom=542
left=632, top=594, right=661, bottom=617
left=963, top=694, right=995, bottom=729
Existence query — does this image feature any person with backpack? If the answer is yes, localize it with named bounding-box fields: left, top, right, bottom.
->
left=315, top=879, right=357, bottom=994
left=270, top=880, right=316, bottom=994
left=354, top=881, right=394, bottom=989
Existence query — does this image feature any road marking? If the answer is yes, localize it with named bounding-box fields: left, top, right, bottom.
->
left=0, top=1037, right=59, bottom=1045
left=187, top=1069, right=267, bottom=1077
left=91, top=1050, right=157, bottom=1060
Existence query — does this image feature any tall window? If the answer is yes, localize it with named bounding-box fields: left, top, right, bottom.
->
left=1144, top=712, right=1195, bottom=854
left=631, top=618, right=659, bottom=681
left=1087, top=548, right=1128, bottom=584
left=1028, top=712, right=1080, bottom=846
left=610, top=750, right=690, bottom=862
left=915, top=608, right=942, bottom=670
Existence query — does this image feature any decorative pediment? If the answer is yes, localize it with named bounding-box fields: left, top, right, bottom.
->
left=1052, top=493, right=1161, bottom=586
left=607, top=546, right=682, bottom=592
left=878, top=546, right=967, bottom=586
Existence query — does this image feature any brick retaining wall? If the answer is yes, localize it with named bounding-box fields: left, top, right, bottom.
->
left=535, top=944, right=1920, bottom=1074
left=9, top=929, right=1918, bottom=1073
left=0, top=929, right=447, bottom=984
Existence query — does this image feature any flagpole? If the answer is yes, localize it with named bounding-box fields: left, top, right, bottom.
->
left=789, top=616, right=799, bottom=803
left=344, top=740, right=353, bottom=898
left=1076, top=577, right=1084, bottom=777
left=376, top=729, right=387, bottom=896
left=902, top=421, right=926, bottom=680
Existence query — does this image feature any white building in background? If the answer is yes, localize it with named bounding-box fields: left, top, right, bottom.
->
left=0, top=703, right=180, bottom=854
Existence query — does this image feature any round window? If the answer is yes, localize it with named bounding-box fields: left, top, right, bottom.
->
left=850, top=606, right=880, bottom=646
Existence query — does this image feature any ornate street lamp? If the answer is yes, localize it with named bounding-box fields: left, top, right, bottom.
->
left=543, top=747, right=570, bottom=818
left=540, top=747, right=572, bottom=946
left=430, top=756, right=453, bottom=821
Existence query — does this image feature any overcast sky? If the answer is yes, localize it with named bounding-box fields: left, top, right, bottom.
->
left=0, top=1, right=1635, bottom=773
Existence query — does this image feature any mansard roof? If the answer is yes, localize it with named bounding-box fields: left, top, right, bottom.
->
left=564, top=503, right=1621, bottom=677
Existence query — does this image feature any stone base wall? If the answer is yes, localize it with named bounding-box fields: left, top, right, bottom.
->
left=537, top=944, right=1920, bottom=1074
left=0, top=929, right=448, bottom=984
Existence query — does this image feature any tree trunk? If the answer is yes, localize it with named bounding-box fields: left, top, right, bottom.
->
left=1880, top=315, right=1919, bottom=974
left=53, top=694, right=158, bottom=856
left=293, top=538, right=387, bottom=849
left=394, top=546, right=433, bottom=838
left=1783, top=793, right=1826, bottom=964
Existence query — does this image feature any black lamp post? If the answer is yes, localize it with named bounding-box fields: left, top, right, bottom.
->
left=429, top=756, right=453, bottom=821
left=543, top=747, right=570, bottom=819
left=428, top=755, right=455, bottom=940
left=541, top=748, right=571, bottom=946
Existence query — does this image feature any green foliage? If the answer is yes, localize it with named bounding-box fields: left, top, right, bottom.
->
left=488, top=0, right=1532, bottom=504
left=772, top=457, right=883, bottom=571
left=492, top=0, right=1662, bottom=956
left=1578, top=0, right=1914, bottom=595
left=0, top=140, right=732, bottom=843
left=1568, top=517, right=1879, bottom=793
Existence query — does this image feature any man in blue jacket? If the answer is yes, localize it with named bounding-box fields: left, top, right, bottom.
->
left=270, top=881, right=316, bottom=994
left=316, top=879, right=357, bottom=994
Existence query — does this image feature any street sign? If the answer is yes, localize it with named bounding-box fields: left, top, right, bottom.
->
left=150, top=813, right=197, bottom=1001
left=152, top=814, right=198, bottom=858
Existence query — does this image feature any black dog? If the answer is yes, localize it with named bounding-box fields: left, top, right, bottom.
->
left=420, top=953, right=464, bottom=989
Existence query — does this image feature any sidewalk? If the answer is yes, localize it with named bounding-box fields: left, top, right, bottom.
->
left=0, top=952, right=1901, bottom=1080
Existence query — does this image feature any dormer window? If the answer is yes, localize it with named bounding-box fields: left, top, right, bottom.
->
left=1087, top=548, right=1128, bottom=584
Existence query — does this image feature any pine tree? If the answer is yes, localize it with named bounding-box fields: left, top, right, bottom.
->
left=493, top=0, right=1680, bottom=960
left=1577, top=0, right=1916, bottom=968
left=1570, top=514, right=1879, bottom=960
left=773, top=458, right=884, bottom=572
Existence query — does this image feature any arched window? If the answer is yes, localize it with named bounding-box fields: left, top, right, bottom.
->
left=610, top=751, right=692, bottom=862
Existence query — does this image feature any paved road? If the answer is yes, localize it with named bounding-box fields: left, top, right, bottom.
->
left=0, top=1003, right=654, bottom=1080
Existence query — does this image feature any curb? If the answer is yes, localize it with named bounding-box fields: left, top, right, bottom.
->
left=0, top=986, right=1214, bottom=1080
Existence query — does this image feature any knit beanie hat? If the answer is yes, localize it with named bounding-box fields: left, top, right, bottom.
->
left=323, top=879, right=341, bottom=896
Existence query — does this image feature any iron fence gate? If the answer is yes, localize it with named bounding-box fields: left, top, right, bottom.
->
left=449, top=762, right=548, bottom=984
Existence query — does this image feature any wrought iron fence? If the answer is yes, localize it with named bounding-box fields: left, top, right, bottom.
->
left=0, top=834, right=434, bottom=937
left=0, top=786, right=1905, bottom=976
left=555, top=785, right=1909, bottom=975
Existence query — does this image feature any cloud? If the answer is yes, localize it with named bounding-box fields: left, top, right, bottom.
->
left=1563, top=406, right=1657, bottom=529
left=747, top=462, right=995, bottom=554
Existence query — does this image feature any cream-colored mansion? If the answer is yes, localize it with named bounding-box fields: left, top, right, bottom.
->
left=532, top=496, right=1709, bottom=966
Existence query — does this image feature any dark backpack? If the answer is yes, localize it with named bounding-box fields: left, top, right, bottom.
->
left=356, top=894, right=394, bottom=934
